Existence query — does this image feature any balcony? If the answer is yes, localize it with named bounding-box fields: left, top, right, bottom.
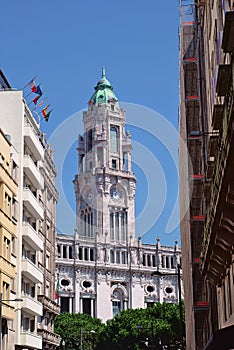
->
left=201, top=81, right=234, bottom=283
left=23, top=155, right=44, bottom=189
left=37, top=329, right=61, bottom=347
left=38, top=295, right=60, bottom=315
left=24, top=124, right=44, bottom=161
left=22, top=187, right=43, bottom=219
left=19, top=331, right=42, bottom=349
left=22, top=222, right=43, bottom=251
left=216, top=64, right=232, bottom=96
left=222, top=11, right=234, bottom=53
left=212, top=104, right=223, bottom=130
left=21, top=257, right=43, bottom=283
left=21, top=294, right=43, bottom=316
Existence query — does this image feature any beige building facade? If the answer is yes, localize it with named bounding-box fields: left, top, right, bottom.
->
left=179, top=1, right=234, bottom=349
left=0, top=128, right=18, bottom=350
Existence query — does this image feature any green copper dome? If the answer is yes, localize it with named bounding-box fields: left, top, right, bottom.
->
left=88, top=67, right=118, bottom=105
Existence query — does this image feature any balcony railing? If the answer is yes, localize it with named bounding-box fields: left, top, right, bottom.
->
left=21, top=257, right=43, bottom=284
left=23, top=155, right=44, bottom=189
left=201, top=63, right=234, bottom=275
left=22, top=187, right=43, bottom=220
left=37, top=329, right=61, bottom=346
left=20, top=331, right=42, bottom=349
left=24, top=124, right=44, bottom=161
left=21, top=294, right=43, bottom=316
left=37, top=295, right=60, bottom=314
left=22, top=221, right=44, bottom=251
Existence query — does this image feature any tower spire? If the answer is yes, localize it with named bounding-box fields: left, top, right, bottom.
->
left=102, top=66, right=106, bottom=79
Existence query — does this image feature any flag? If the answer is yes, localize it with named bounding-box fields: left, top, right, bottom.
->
left=44, top=110, right=52, bottom=122
left=32, top=97, right=48, bottom=109
left=33, top=94, right=41, bottom=105
left=42, top=105, right=49, bottom=117
left=54, top=279, right=59, bottom=301
left=35, top=85, right=42, bottom=96
left=42, top=105, right=52, bottom=122
left=29, top=79, right=37, bottom=92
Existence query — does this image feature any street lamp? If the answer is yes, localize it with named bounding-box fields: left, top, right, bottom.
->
left=152, top=264, right=184, bottom=349
left=0, top=293, right=23, bottom=350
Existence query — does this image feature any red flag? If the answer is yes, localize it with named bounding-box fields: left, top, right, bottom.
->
left=33, top=95, right=41, bottom=105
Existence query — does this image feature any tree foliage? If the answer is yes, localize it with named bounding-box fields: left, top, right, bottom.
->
left=55, top=302, right=185, bottom=350
left=54, top=312, right=104, bottom=350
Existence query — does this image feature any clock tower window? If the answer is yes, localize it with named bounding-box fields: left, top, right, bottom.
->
left=110, top=126, right=119, bottom=153
left=80, top=210, right=93, bottom=237
left=109, top=210, right=127, bottom=242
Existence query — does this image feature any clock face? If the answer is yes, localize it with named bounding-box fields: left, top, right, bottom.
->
left=84, top=190, right=92, bottom=203
left=110, top=187, right=121, bottom=202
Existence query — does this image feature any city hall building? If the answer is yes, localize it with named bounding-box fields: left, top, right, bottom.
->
left=56, top=69, right=183, bottom=322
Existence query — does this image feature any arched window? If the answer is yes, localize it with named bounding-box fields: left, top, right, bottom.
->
left=110, top=126, right=118, bottom=152
left=143, top=254, right=146, bottom=266
left=116, top=251, right=120, bottom=264
left=112, top=289, right=123, bottom=317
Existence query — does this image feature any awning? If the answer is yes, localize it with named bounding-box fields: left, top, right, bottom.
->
left=203, top=325, right=234, bottom=350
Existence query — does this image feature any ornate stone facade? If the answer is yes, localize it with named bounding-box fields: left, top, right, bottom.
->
left=56, top=69, right=183, bottom=322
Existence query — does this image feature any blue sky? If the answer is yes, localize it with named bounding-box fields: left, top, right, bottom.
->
left=1, top=1, right=180, bottom=246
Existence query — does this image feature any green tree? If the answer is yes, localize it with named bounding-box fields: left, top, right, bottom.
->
left=97, top=302, right=185, bottom=350
left=54, top=312, right=104, bottom=350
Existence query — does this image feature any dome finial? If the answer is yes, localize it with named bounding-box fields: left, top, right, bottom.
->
left=102, top=66, right=106, bottom=79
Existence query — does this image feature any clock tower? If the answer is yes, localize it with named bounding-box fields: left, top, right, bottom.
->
left=56, top=69, right=182, bottom=322
left=73, top=67, right=136, bottom=252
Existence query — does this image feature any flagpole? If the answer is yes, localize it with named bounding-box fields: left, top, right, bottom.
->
left=24, top=91, right=33, bottom=99
left=31, top=97, right=48, bottom=111
left=21, top=75, right=37, bottom=91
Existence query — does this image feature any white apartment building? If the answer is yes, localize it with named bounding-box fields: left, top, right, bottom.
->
left=0, top=70, right=60, bottom=350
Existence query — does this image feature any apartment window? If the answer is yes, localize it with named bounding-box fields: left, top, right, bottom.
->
left=2, top=281, right=10, bottom=300
left=4, top=193, right=11, bottom=217
left=3, top=237, right=10, bottom=260
left=46, top=254, right=50, bottom=270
